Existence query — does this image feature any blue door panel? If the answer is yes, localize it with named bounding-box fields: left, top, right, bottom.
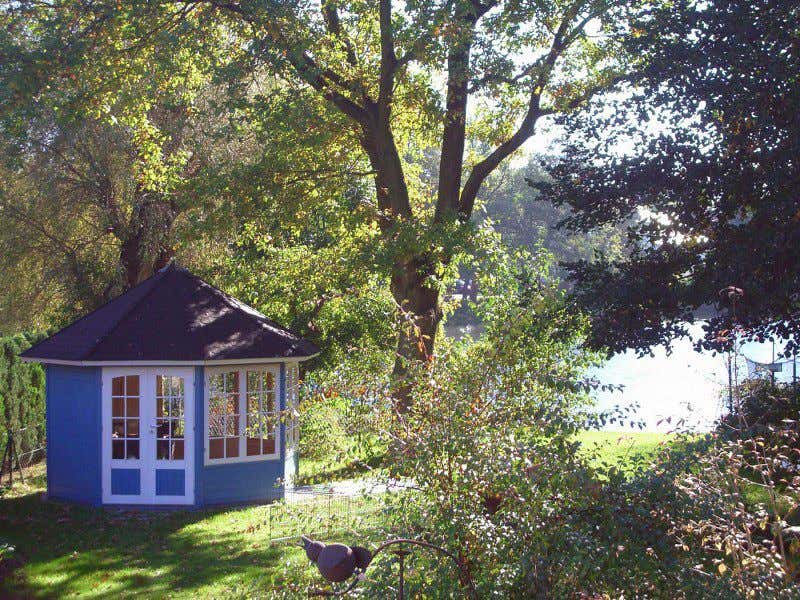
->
left=110, top=468, right=141, bottom=495
left=155, top=469, right=185, bottom=496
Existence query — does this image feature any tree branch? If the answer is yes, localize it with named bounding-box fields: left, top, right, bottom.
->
left=457, top=3, right=589, bottom=221
left=378, top=0, right=398, bottom=112
left=321, top=0, right=358, bottom=67
left=201, top=0, right=370, bottom=126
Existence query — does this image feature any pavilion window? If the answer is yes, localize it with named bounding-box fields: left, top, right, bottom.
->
left=206, top=366, right=280, bottom=463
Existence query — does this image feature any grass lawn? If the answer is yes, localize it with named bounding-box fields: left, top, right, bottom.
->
left=0, top=432, right=673, bottom=598
left=0, top=464, right=383, bottom=599
left=576, top=430, right=672, bottom=469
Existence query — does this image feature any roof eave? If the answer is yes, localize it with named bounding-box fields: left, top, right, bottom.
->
left=19, top=353, right=320, bottom=367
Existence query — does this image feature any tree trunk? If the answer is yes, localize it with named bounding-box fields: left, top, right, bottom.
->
left=118, top=196, right=176, bottom=289
left=390, top=254, right=442, bottom=412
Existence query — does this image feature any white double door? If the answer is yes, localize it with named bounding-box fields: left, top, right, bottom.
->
left=102, top=367, right=195, bottom=505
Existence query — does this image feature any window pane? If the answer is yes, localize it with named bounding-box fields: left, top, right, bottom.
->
left=126, top=440, right=139, bottom=459
left=112, top=377, right=124, bottom=396
left=172, top=440, right=184, bottom=460
left=225, top=438, right=239, bottom=458
left=112, top=419, right=124, bottom=438
left=209, top=415, right=225, bottom=437
left=246, top=437, right=261, bottom=456
left=247, top=371, right=260, bottom=392
left=264, top=370, right=274, bottom=391
left=157, top=440, right=169, bottom=460
left=156, top=419, right=169, bottom=439
left=125, top=375, right=139, bottom=396
left=245, top=413, right=257, bottom=436
left=112, top=397, right=124, bottom=417
left=226, top=394, right=239, bottom=414
left=126, top=419, right=139, bottom=438
left=208, top=373, right=223, bottom=392
left=226, top=416, right=239, bottom=436
left=247, top=394, right=259, bottom=414
left=209, top=397, right=224, bottom=416
left=263, top=438, right=276, bottom=454
left=126, top=397, right=139, bottom=418
left=209, top=438, right=224, bottom=459
left=112, top=440, right=125, bottom=459
left=225, top=371, right=239, bottom=391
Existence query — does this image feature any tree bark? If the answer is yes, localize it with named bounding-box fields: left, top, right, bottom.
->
left=117, top=194, right=176, bottom=288
left=390, top=254, right=442, bottom=412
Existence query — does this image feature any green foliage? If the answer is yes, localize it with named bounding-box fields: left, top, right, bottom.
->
left=0, top=0, right=647, bottom=373
left=720, top=379, right=800, bottom=436
left=298, top=392, right=350, bottom=463
left=483, top=157, right=626, bottom=275
left=360, top=248, right=612, bottom=597
left=545, top=0, right=800, bottom=355
left=211, top=186, right=397, bottom=369
left=0, top=332, right=47, bottom=460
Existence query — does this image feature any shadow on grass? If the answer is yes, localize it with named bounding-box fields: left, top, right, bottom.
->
left=0, top=490, right=316, bottom=599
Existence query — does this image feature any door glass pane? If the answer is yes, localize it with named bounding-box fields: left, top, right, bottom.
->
left=172, top=440, right=184, bottom=460
left=112, top=439, right=125, bottom=459
left=154, top=375, right=186, bottom=461
left=126, top=397, right=139, bottom=418
left=110, top=375, right=139, bottom=460
left=126, top=375, right=139, bottom=396
left=127, top=440, right=140, bottom=459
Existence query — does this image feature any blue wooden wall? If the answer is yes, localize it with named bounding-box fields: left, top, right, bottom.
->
left=46, top=365, right=102, bottom=504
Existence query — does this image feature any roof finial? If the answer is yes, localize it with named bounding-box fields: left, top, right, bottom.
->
left=158, top=258, right=176, bottom=273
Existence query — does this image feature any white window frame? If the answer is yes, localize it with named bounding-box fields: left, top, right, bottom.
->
left=204, top=364, right=281, bottom=465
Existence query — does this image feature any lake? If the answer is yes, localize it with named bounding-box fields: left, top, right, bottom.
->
left=446, top=321, right=797, bottom=432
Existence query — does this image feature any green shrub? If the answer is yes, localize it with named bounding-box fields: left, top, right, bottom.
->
left=298, top=392, right=350, bottom=463
left=0, top=332, right=47, bottom=461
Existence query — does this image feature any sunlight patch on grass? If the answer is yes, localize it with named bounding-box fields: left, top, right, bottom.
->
left=576, top=430, right=672, bottom=469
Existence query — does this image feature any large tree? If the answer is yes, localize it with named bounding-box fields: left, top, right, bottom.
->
left=543, top=0, right=800, bottom=355
left=0, top=8, right=225, bottom=325
left=2, top=0, right=638, bottom=400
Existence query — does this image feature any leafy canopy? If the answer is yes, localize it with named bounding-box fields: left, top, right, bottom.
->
left=544, top=0, right=800, bottom=355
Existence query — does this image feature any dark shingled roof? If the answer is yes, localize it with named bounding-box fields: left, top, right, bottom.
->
left=21, top=263, right=319, bottom=363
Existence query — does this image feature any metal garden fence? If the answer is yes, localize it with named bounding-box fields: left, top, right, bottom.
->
left=263, top=486, right=386, bottom=543
left=1, top=422, right=47, bottom=485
